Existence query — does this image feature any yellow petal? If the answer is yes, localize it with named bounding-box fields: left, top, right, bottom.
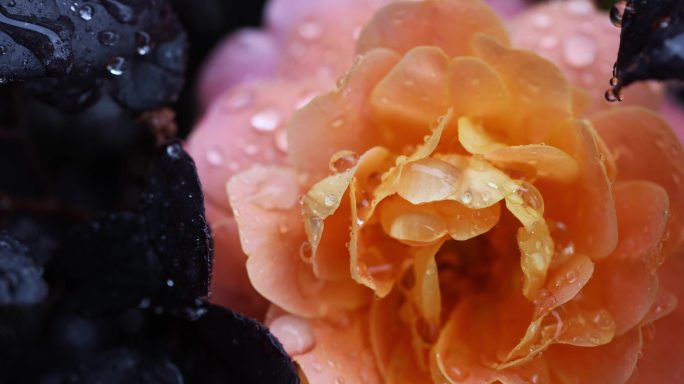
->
left=485, top=145, right=580, bottom=183
left=458, top=117, right=506, bottom=155
left=397, top=157, right=462, bottom=205
left=380, top=196, right=448, bottom=246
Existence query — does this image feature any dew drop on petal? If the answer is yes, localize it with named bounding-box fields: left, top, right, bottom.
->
left=563, top=34, right=596, bottom=68
left=324, top=194, right=337, bottom=207
left=205, top=149, right=224, bottom=166
left=243, top=144, right=259, bottom=156
left=250, top=108, right=281, bottom=132
left=532, top=13, right=552, bottom=29
left=566, top=0, right=593, bottom=16
left=461, top=190, right=473, bottom=205
left=224, top=90, right=253, bottom=111
left=449, top=366, right=470, bottom=382
left=274, top=130, right=289, bottom=153
left=298, top=19, right=323, bottom=41
left=329, top=150, right=358, bottom=173
left=269, top=314, right=315, bottom=355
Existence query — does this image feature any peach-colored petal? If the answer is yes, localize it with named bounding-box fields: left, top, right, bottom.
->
left=436, top=154, right=512, bottom=209
left=591, top=107, right=684, bottom=254
left=371, top=46, right=450, bottom=141
left=547, top=328, right=642, bottom=384
left=288, top=310, right=383, bottom=384
left=630, top=250, right=684, bottom=383
left=509, top=0, right=663, bottom=115
left=396, top=157, right=462, bottom=205
left=540, top=118, right=618, bottom=260
left=432, top=296, right=550, bottom=384
left=597, top=181, right=669, bottom=335
left=380, top=196, right=447, bottom=246
left=228, top=166, right=370, bottom=317
left=288, top=48, right=401, bottom=178
left=412, top=240, right=444, bottom=328
left=357, top=0, right=509, bottom=58
left=205, top=204, right=268, bottom=319
left=486, top=145, right=580, bottom=183
left=471, top=35, right=573, bottom=143
left=436, top=200, right=501, bottom=241
left=458, top=117, right=506, bottom=155
left=449, top=57, right=511, bottom=118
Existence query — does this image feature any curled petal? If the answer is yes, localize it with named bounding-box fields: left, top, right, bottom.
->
left=458, top=117, right=506, bottom=155
left=485, top=145, right=580, bottom=183
left=412, top=240, right=445, bottom=328
left=435, top=200, right=501, bottom=241
left=228, top=166, right=369, bottom=317
left=591, top=107, right=684, bottom=254
left=357, top=0, right=509, bottom=57
left=397, top=157, right=462, bottom=205
left=437, top=154, right=512, bottom=209
left=380, top=197, right=447, bottom=246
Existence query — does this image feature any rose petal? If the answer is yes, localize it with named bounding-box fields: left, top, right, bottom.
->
left=187, top=80, right=317, bottom=210
left=228, top=166, right=370, bottom=317
left=471, top=35, right=573, bottom=144
left=288, top=48, right=401, bottom=178
left=540, top=118, right=618, bottom=260
left=509, top=0, right=663, bottom=115
left=630, top=250, right=684, bottom=383
left=597, top=181, right=669, bottom=335
left=546, top=327, right=642, bottom=384
left=591, top=107, right=684, bottom=255
left=380, top=196, right=448, bottom=246
left=397, top=157, right=462, bottom=205
left=197, top=29, right=279, bottom=108
left=371, top=46, right=451, bottom=141
left=205, top=203, right=268, bottom=319
left=485, top=145, right=580, bottom=183
left=291, top=310, right=383, bottom=384
left=449, top=56, right=512, bottom=118
left=357, top=0, right=509, bottom=57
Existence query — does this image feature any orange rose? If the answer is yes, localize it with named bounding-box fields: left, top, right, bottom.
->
left=227, top=0, right=684, bottom=382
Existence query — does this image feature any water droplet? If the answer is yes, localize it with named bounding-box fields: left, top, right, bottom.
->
left=6, top=0, right=15, bottom=7
left=593, top=309, right=613, bottom=331
left=223, top=90, right=252, bottom=111
left=566, top=0, right=593, bottom=15
left=461, top=190, right=473, bottom=205
left=449, top=366, right=470, bottom=381
left=106, top=56, right=126, bottom=76
left=329, top=150, right=358, bottom=173
left=299, top=242, right=313, bottom=263
left=274, top=130, right=289, bottom=153
left=538, top=35, right=559, bottom=50
left=565, top=270, right=578, bottom=284
left=0, top=77, right=7, bottom=84
left=610, top=1, right=627, bottom=27
left=98, top=30, right=119, bottom=46
left=135, top=31, right=152, bottom=56
left=324, top=194, right=337, bottom=207
left=331, top=117, right=345, bottom=129
left=563, top=34, right=596, bottom=68
left=250, top=108, right=281, bottom=132
left=78, top=4, right=94, bottom=21
left=532, top=13, right=552, bottom=29
left=243, top=144, right=259, bottom=156
left=166, top=279, right=175, bottom=287
left=99, top=0, right=137, bottom=24
left=269, top=315, right=315, bottom=355
left=205, top=149, right=224, bottom=166
left=604, top=88, right=623, bottom=103
left=166, top=144, right=181, bottom=159
left=297, top=20, right=323, bottom=41
left=0, top=45, right=6, bottom=56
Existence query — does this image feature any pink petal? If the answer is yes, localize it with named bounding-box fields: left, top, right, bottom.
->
left=197, top=29, right=279, bottom=108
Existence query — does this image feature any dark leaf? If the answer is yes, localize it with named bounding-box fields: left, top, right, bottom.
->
left=0, top=232, right=48, bottom=305
left=54, top=213, right=163, bottom=316
left=177, top=304, right=299, bottom=384
left=141, top=141, right=213, bottom=301
left=0, top=0, right=187, bottom=111
left=614, top=0, right=684, bottom=90
left=64, top=348, right=184, bottom=384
